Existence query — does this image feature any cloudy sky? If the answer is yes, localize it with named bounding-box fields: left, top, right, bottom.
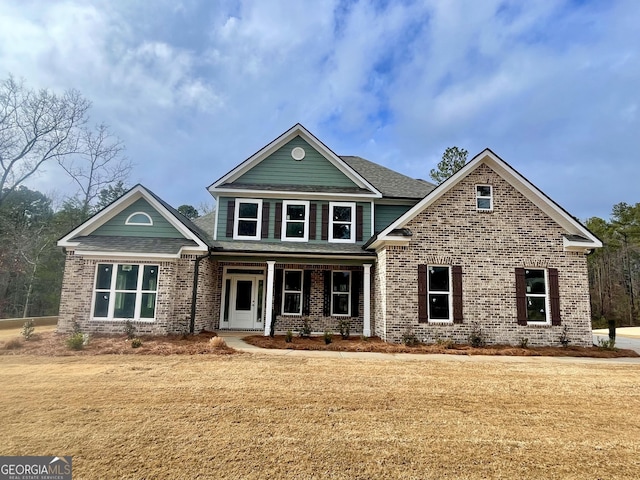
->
left=1, top=0, right=638, bottom=220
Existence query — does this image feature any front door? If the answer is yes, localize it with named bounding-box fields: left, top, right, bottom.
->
left=227, top=274, right=264, bottom=330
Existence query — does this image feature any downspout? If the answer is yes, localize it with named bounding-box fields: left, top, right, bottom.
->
left=190, top=249, right=213, bottom=334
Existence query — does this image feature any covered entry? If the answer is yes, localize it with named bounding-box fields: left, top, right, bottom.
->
left=220, top=268, right=265, bottom=330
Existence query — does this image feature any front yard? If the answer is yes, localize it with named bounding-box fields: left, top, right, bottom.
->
left=1, top=353, right=639, bottom=479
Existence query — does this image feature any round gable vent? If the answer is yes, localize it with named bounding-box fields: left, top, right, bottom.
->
left=291, top=147, right=306, bottom=161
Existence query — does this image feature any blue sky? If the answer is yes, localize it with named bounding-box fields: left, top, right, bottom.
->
left=1, top=0, right=638, bottom=220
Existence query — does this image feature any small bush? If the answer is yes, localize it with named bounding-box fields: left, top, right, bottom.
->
left=338, top=319, right=350, bottom=339
left=402, top=328, right=419, bottom=347
left=559, top=326, right=570, bottom=348
left=131, top=337, right=143, bottom=348
left=209, top=336, right=226, bottom=349
left=323, top=330, right=333, bottom=345
left=3, top=338, right=22, bottom=350
left=66, top=333, right=85, bottom=350
left=597, top=337, right=616, bottom=350
left=436, top=337, right=454, bottom=349
left=468, top=323, right=486, bottom=348
left=298, top=319, right=312, bottom=338
left=124, top=320, right=136, bottom=340
left=21, top=320, right=35, bottom=340
left=285, top=330, right=293, bottom=343
left=519, top=338, right=529, bottom=349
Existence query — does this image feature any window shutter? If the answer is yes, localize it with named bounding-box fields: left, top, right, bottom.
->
left=452, top=265, right=463, bottom=324
left=323, top=270, right=331, bottom=316
left=515, top=268, right=527, bottom=325
left=309, top=203, right=317, bottom=240
left=274, top=269, right=283, bottom=315
left=226, top=200, right=235, bottom=238
left=418, top=264, right=428, bottom=323
left=356, top=205, right=364, bottom=242
left=351, top=271, right=361, bottom=317
left=302, top=270, right=312, bottom=316
left=274, top=202, right=282, bottom=239
left=261, top=202, right=270, bottom=239
left=321, top=204, right=329, bottom=240
left=549, top=268, right=561, bottom=326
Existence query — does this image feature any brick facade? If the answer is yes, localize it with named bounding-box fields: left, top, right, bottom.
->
left=375, top=163, right=593, bottom=346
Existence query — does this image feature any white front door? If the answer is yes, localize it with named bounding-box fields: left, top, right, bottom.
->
left=227, top=274, right=264, bottom=330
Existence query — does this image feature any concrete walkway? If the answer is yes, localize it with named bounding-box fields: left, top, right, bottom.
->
left=217, top=331, right=640, bottom=365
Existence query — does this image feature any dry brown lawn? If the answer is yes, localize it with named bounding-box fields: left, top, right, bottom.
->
left=1, top=353, right=639, bottom=479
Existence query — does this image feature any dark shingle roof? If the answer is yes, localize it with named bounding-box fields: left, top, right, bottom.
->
left=193, top=210, right=216, bottom=240
left=341, top=156, right=435, bottom=199
left=70, top=236, right=199, bottom=254
left=212, top=240, right=375, bottom=257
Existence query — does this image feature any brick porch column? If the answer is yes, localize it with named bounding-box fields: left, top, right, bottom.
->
left=363, top=263, right=372, bottom=337
left=264, top=261, right=276, bottom=336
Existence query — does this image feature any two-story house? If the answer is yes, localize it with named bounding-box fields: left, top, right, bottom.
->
left=57, top=124, right=602, bottom=346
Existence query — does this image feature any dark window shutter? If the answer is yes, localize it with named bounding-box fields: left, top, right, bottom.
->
left=515, top=268, right=527, bottom=325
left=274, top=269, right=283, bottom=316
left=261, top=202, right=270, bottom=239
left=226, top=200, right=235, bottom=238
left=274, top=202, right=282, bottom=239
left=309, top=203, right=317, bottom=240
left=302, top=270, right=312, bottom=316
left=351, top=271, right=361, bottom=317
left=321, top=204, right=329, bottom=240
left=418, top=264, right=428, bottom=323
left=356, top=205, right=364, bottom=242
left=549, top=268, right=561, bottom=326
left=452, top=265, right=463, bottom=324
left=323, top=270, right=331, bottom=316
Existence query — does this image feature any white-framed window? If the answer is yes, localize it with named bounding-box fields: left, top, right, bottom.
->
left=125, top=212, right=153, bottom=225
left=331, top=271, right=351, bottom=316
left=476, top=185, right=493, bottom=211
left=234, top=199, right=262, bottom=240
left=92, top=263, right=158, bottom=321
left=428, top=266, right=452, bottom=321
left=282, top=269, right=303, bottom=315
left=329, top=202, right=356, bottom=243
left=282, top=200, right=309, bottom=242
left=525, top=268, right=549, bottom=323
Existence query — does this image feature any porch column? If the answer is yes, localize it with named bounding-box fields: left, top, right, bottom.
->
left=363, top=263, right=372, bottom=337
left=264, top=261, right=276, bottom=336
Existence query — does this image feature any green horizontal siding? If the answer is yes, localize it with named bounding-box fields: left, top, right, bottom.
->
left=233, top=137, right=359, bottom=188
left=374, top=204, right=412, bottom=233
left=92, top=198, right=184, bottom=238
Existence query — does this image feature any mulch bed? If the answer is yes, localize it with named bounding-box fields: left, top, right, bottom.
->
left=243, top=334, right=640, bottom=358
left=0, top=331, right=236, bottom=356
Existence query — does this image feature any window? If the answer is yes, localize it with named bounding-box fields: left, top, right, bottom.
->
left=525, top=269, right=548, bottom=322
left=428, top=266, right=451, bottom=321
left=93, top=263, right=158, bottom=320
left=476, top=185, right=493, bottom=211
left=282, top=270, right=303, bottom=315
left=332, top=271, right=351, bottom=316
left=282, top=200, right=309, bottom=241
left=125, top=212, right=153, bottom=225
left=329, top=202, right=355, bottom=243
left=234, top=199, right=262, bottom=240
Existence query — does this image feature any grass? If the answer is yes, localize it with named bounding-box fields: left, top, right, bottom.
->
left=1, top=353, right=639, bottom=479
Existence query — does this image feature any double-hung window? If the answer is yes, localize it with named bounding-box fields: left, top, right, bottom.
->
left=282, top=200, right=309, bottom=241
left=329, top=202, right=355, bottom=243
left=476, top=185, right=493, bottom=211
left=427, top=266, right=452, bottom=321
left=234, top=199, right=262, bottom=240
left=93, top=263, right=158, bottom=320
left=282, top=270, right=303, bottom=315
left=525, top=269, right=548, bottom=322
left=332, top=271, right=351, bottom=316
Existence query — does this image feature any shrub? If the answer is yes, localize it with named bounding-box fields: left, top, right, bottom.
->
left=436, top=337, right=454, bottom=349
left=559, top=326, right=570, bottom=348
left=285, top=330, right=293, bottom=343
left=124, top=320, right=136, bottom=340
left=597, top=337, right=616, bottom=350
left=131, top=338, right=143, bottom=348
left=66, top=333, right=85, bottom=350
left=338, top=319, right=350, bottom=340
left=402, top=328, right=419, bottom=347
left=323, top=330, right=333, bottom=345
left=468, top=323, right=486, bottom=348
left=21, top=320, right=35, bottom=341
left=3, top=338, right=22, bottom=350
left=209, top=336, right=226, bottom=349
left=298, top=319, right=312, bottom=338
left=519, top=338, right=529, bottom=349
